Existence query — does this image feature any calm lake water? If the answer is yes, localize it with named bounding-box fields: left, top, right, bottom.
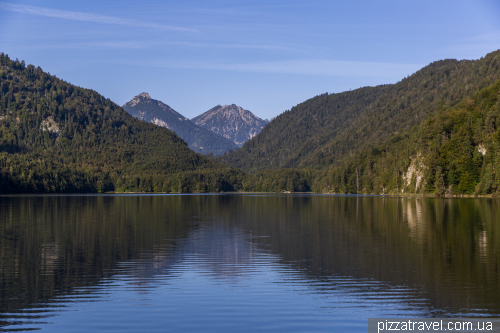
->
left=0, top=194, right=499, bottom=332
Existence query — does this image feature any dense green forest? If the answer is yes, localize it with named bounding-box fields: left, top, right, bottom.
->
left=2, top=50, right=500, bottom=195
left=311, top=78, right=500, bottom=195
left=0, top=53, right=243, bottom=193
left=216, top=50, right=500, bottom=195
left=218, top=50, right=500, bottom=172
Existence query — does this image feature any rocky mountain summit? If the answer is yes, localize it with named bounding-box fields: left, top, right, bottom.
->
left=122, top=93, right=237, bottom=155
left=192, top=104, right=268, bottom=147
left=123, top=92, right=187, bottom=128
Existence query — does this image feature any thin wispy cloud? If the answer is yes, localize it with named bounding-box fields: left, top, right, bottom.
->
left=79, top=40, right=292, bottom=51
left=19, top=40, right=293, bottom=51
left=89, top=40, right=292, bottom=50
left=142, top=59, right=423, bottom=78
left=63, top=41, right=164, bottom=49
left=170, top=41, right=293, bottom=51
left=0, top=2, right=197, bottom=32
left=445, top=32, right=500, bottom=59
left=461, top=32, right=500, bottom=44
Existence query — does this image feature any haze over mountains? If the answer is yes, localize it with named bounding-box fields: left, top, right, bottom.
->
left=122, top=94, right=267, bottom=154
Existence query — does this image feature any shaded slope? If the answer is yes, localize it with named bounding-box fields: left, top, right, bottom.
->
left=123, top=93, right=238, bottom=155
left=217, top=50, right=500, bottom=173
left=315, top=77, right=500, bottom=195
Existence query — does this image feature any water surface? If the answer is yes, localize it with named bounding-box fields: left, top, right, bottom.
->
left=0, top=194, right=499, bottom=332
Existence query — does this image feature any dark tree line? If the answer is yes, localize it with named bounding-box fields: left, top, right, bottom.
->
left=0, top=53, right=244, bottom=193
left=2, top=50, right=500, bottom=195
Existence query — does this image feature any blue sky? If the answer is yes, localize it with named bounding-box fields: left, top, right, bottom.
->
left=1, top=0, right=499, bottom=119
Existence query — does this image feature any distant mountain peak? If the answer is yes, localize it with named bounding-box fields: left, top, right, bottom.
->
left=128, top=92, right=152, bottom=107
left=192, top=104, right=268, bottom=146
left=137, top=92, right=151, bottom=99
left=122, top=95, right=238, bottom=155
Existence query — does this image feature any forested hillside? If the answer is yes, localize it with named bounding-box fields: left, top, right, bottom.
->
left=0, top=53, right=243, bottom=193
left=249, top=74, right=500, bottom=196
left=217, top=50, right=500, bottom=174
left=2, top=50, right=500, bottom=196
left=312, top=78, right=500, bottom=195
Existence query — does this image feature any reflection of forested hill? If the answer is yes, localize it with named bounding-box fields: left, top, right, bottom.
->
left=221, top=195, right=500, bottom=315
left=0, top=195, right=200, bottom=313
left=0, top=195, right=262, bottom=317
left=1, top=195, right=499, bottom=321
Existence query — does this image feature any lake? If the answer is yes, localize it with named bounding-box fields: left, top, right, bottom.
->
left=0, top=194, right=499, bottom=332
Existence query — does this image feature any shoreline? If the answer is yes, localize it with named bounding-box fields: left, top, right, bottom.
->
left=1, top=191, right=498, bottom=198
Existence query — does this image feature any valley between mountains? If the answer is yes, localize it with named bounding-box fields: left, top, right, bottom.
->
left=123, top=92, right=235, bottom=155
left=122, top=93, right=267, bottom=155
left=1, top=50, right=500, bottom=195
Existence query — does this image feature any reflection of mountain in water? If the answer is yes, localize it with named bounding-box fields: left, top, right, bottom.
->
left=40, top=242, right=61, bottom=276
left=123, top=225, right=259, bottom=286
left=180, top=226, right=258, bottom=278
left=1, top=194, right=499, bottom=322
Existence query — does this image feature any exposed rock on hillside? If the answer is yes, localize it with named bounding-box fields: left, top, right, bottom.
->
left=192, top=104, right=268, bottom=146
left=123, top=93, right=238, bottom=155
left=40, top=116, right=61, bottom=137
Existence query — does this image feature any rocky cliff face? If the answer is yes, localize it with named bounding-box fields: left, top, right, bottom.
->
left=192, top=104, right=268, bottom=147
left=122, top=93, right=238, bottom=155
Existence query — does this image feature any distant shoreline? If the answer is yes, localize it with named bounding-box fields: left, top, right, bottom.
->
left=1, top=191, right=498, bottom=198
